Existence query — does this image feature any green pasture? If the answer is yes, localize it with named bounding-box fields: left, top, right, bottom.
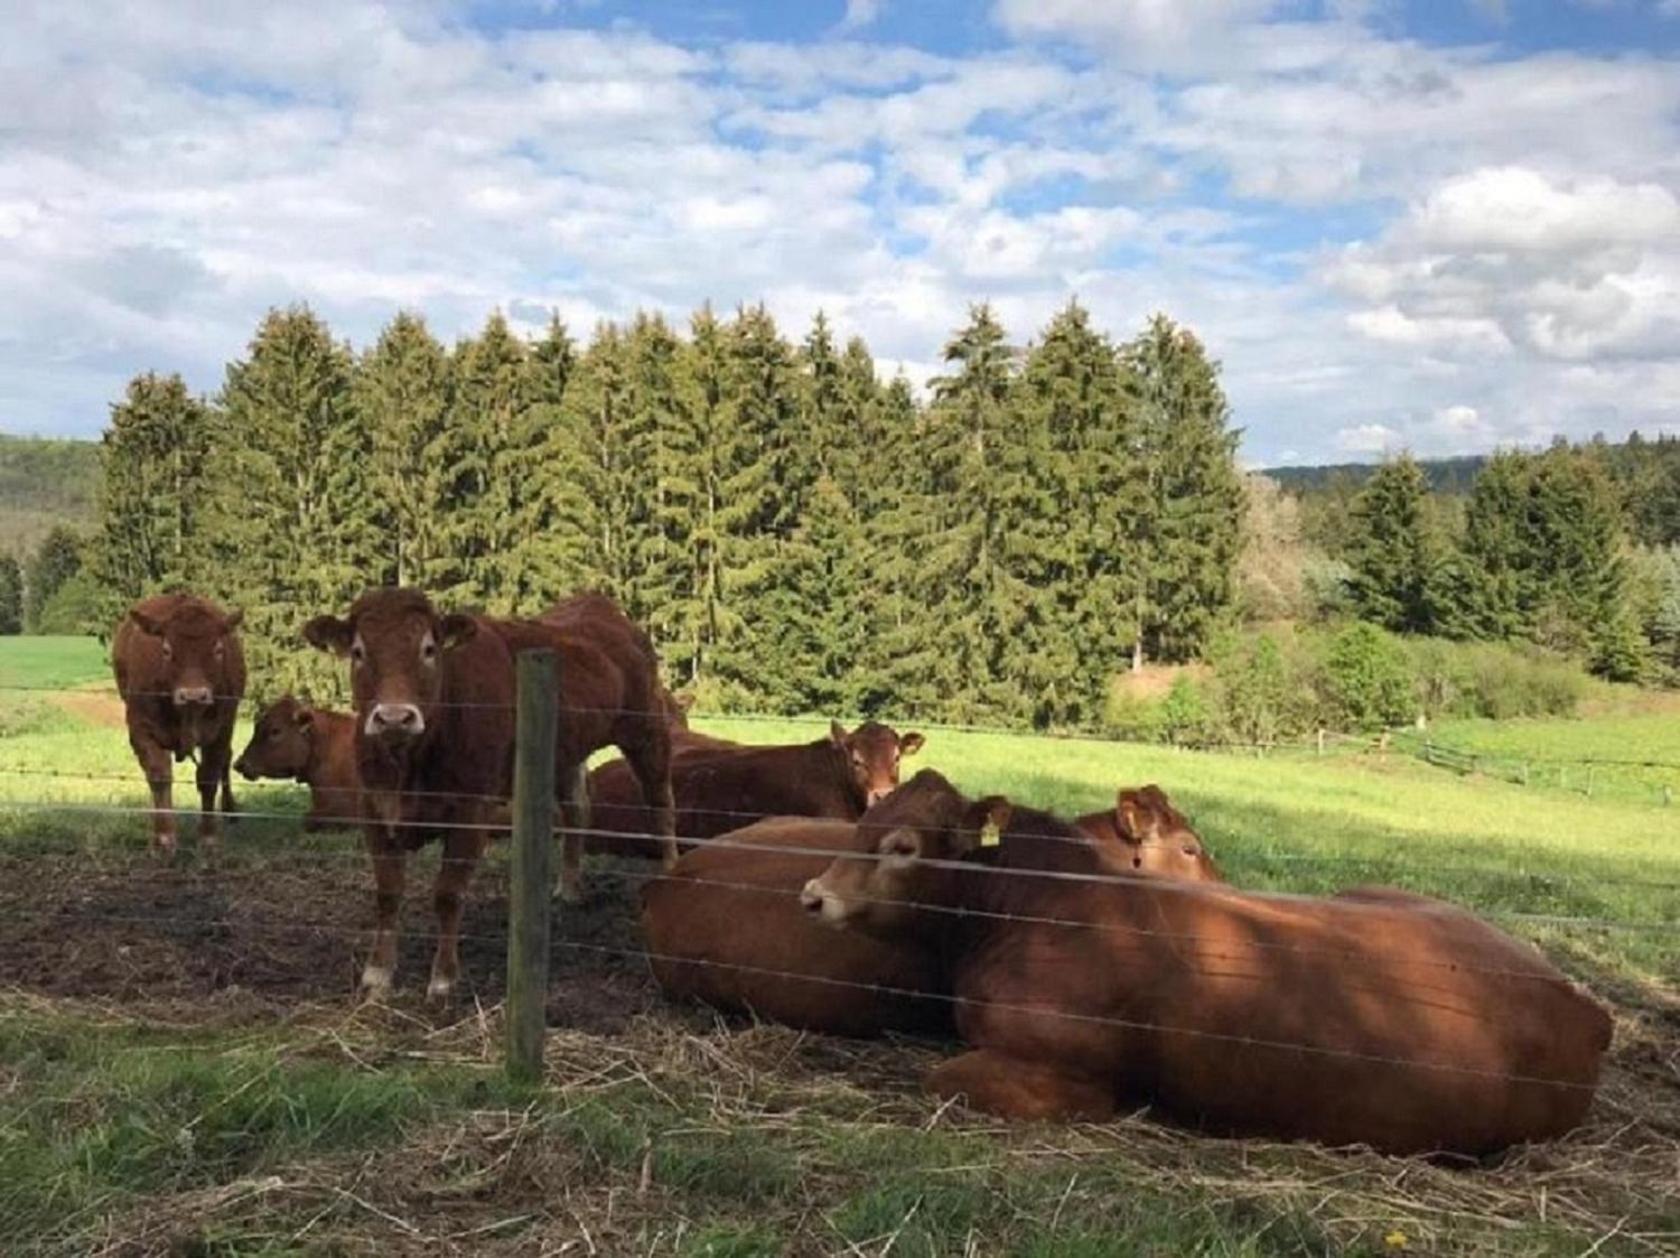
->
left=1, top=638, right=1677, bottom=1253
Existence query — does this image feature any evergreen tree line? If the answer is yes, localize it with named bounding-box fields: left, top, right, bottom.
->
left=1339, top=448, right=1680, bottom=682
left=87, top=302, right=1244, bottom=727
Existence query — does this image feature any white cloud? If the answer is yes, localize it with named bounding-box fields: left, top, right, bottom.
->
left=840, top=0, right=885, bottom=30
left=1331, top=167, right=1680, bottom=364
left=1335, top=423, right=1401, bottom=455
left=0, top=0, right=1676, bottom=469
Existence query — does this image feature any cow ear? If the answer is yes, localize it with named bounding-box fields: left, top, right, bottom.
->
left=899, top=731, right=925, bottom=757
left=128, top=608, right=165, bottom=637
left=829, top=719, right=847, bottom=746
left=1115, top=789, right=1149, bottom=846
left=439, top=613, right=477, bottom=651
left=674, top=691, right=696, bottom=714
left=957, top=795, right=1012, bottom=853
left=293, top=705, right=315, bottom=730
left=302, top=615, right=354, bottom=656
left=222, top=607, right=244, bottom=633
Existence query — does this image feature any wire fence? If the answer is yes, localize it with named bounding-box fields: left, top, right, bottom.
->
left=0, top=786, right=1669, bottom=1106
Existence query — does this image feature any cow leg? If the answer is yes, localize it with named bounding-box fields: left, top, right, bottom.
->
left=195, top=743, right=230, bottom=859
left=219, top=762, right=238, bottom=820
left=926, top=1050, right=1116, bottom=1122
left=131, top=734, right=176, bottom=856
left=429, top=825, right=488, bottom=1001
left=625, top=736, right=678, bottom=871
left=554, top=760, right=589, bottom=904
left=362, top=828, right=406, bottom=998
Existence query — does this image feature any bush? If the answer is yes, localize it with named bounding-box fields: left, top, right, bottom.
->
left=1403, top=637, right=1584, bottom=721
left=1158, top=675, right=1213, bottom=746
left=33, top=572, right=106, bottom=636
left=1324, top=623, right=1416, bottom=730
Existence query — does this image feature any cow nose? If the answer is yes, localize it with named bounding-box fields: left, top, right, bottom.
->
left=799, top=881, right=825, bottom=916
left=233, top=756, right=253, bottom=779
left=867, top=787, right=891, bottom=807
left=173, top=685, right=212, bottom=707
left=368, top=703, right=424, bottom=737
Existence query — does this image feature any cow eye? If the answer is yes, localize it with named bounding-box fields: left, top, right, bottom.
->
left=1182, top=845, right=1199, bottom=857
left=350, top=642, right=366, bottom=666
left=161, top=641, right=173, bottom=660
left=214, top=641, right=225, bottom=659
left=421, top=640, right=438, bottom=664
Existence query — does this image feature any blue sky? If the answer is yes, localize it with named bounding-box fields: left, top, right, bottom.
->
left=3, top=0, right=1678, bottom=464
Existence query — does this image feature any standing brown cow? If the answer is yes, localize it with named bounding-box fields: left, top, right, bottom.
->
left=233, top=696, right=359, bottom=833
left=112, top=593, right=246, bottom=857
left=523, top=593, right=677, bottom=898
left=304, top=587, right=674, bottom=998
left=305, top=588, right=517, bottom=999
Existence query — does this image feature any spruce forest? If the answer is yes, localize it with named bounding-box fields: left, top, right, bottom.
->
left=30, top=299, right=1680, bottom=733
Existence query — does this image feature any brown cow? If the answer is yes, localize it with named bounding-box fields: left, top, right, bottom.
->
left=800, top=770, right=1612, bottom=1155
left=303, top=588, right=517, bottom=1000
left=641, top=817, right=949, bottom=1037
left=303, top=588, right=675, bottom=997
left=521, top=593, right=677, bottom=896
left=112, top=593, right=246, bottom=856
left=588, top=721, right=925, bottom=858
left=1075, top=785, right=1221, bottom=882
left=233, top=696, right=359, bottom=833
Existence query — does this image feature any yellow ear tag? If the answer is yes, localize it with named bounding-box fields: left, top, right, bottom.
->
left=979, top=818, right=1002, bottom=848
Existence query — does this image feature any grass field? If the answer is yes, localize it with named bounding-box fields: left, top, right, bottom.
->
left=1422, top=714, right=1680, bottom=805
left=1, top=638, right=1677, bottom=1254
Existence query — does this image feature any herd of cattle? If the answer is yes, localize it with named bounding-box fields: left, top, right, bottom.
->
left=111, top=588, right=1613, bottom=1157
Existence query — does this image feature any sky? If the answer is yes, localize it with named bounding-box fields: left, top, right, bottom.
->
left=2, top=1, right=1678, bottom=466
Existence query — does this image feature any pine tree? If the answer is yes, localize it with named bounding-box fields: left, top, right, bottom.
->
left=1457, top=451, right=1536, bottom=640
left=0, top=555, right=22, bottom=635
left=660, top=307, right=736, bottom=687
left=211, top=306, right=362, bottom=699
left=432, top=312, right=537, bottom=612
left=1343, top=454, right=1443, bottom=635
left=91, top=372, right=214, bottom=617
left=891, top=304, right=1050, bottom=722
left=711, top=305, right=802, bottom=704
left=354, top=312, right=451, bottom=588
left=24, top=527, right=84, bottom=631
left=1120, top=315, right=1244, bottom=665
left=1016, top=301, right=1133, bottom=721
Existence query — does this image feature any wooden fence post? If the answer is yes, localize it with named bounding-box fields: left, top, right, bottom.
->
left=1316, top=729, right=1325, bottom=756
left=507, top=649, right=558, bottom=1086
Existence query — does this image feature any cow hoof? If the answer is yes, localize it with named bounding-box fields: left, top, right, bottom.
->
left=153, top=837, right=178, bottom=859
left=426, top=975, right=455, bottom=1002
left=359, top=966, right=393, bottom=1000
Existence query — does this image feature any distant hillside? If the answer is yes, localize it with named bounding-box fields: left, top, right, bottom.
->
left=1263, top=455, right=1488, bottom=496
left=0, top=433, right=99, bottom=556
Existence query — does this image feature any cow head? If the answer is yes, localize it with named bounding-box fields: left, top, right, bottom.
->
left=801, top=769, right=1008, bottom=939
left=829, top=720, right=927, bottom=808
left=127, top=602, right=243, bottom=710
left=234, top=695, right=316, bottom=781
left=302, top=588, right=476, bottom=748
left=1111, top=785, right=1220, bottom=882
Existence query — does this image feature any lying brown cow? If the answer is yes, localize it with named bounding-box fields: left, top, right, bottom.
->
left=233, top=696, right=359, bottom=833
left=1076, top=785, right=1221, bottom=882
left=588, top=720, right=924, bottom=858
left=641, top=817, right=949, bottom=1037
left=112, top=593, right=246, bottom=856
left=801, top=770, right=1611, bottom=1155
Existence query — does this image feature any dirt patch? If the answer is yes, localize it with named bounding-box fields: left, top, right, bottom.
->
left=0, top=847, right=667, bottom=1033
left=49, top=689, right=127, bottom=728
